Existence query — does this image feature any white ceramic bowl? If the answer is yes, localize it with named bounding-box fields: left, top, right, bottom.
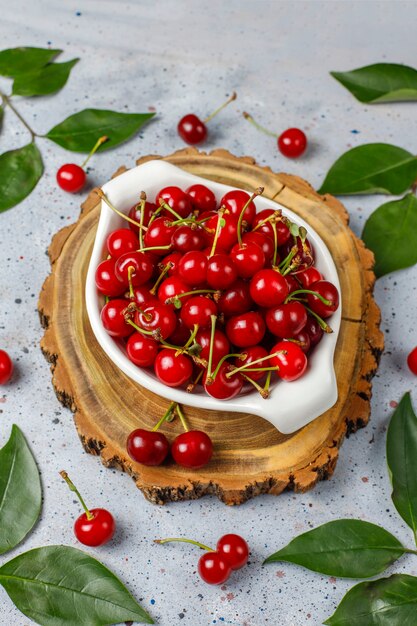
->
left=86, top=160, right=341, bottom=434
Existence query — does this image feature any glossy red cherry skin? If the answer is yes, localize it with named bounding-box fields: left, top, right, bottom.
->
left=126, top=333, right=159, bottom=367
left=235, top=346, right=268, bottom=381
left=158, top=276, right=191, bottom=305
left=278, top=128, right=307, bottom=158
left=127, top=429, right=169, bottom=466
left=203, top=363, right=243, bottom=400
left=217, top=279, right=253, bottom=318
left=196, top=329, right=230, bottom=364
left=171, top=225, right=205, bottom=252
left=144, top=217, right=176, bottom=253
left=161, top=251, right=183, bottom=277
left=186, top=184, right=217, bottom=213
left=177, top=114, right=208, bottom=145
left=132, top=284, right=158, bottom=307
left=169, top=317, right=191, bottom=346
left=0, top=350, right=13, bottom=385
left=107, top=228, right=138, bottom=259
left=217, top=534, right=249, bottom=570
left=249, top=269, right=289, bottom=308
left=56, top=163, right=86, bottom=193
left=297, top=267, right=322, bottom=288
left=220, top=189, right=256, bottom=225
left=178, top=251, right=208, bottom=286
left=115, top=251, right=154, bottom=287
left=252, top=209, right=291, bottom=245
left=206, top=254, right=238, bottom=290
left=128, top=201, right=157, bottom=230
left=270, top=340, right=308, bottom=381
left=157, top=186, right=192, bottom=219
left=306, top=280, right=339, bottom=319
left=95, top=258, right=126, bottom=297
left=180, top=296, right=217, bottom=329
left=198, top=552, right=231, bottom=585
left=407, top=347, right=417, bottom=375
left=304, top=315, right=324, bottom=348
left=205, top=214, right=239, bottom=251
left=135, top=303, right=177, bottom=339
left=101, top=299, right=132, bottom=338
left=293, top=330, right=311, bottom=354
left=171, top=431, right=213, bottom=468
left=230, top=242, right=265, bottom=279
left=265, top=302, right=307, bottom=338
left=74, top=508, right=115, bottom=546
left=242, top=231, right=274, bottom=261
left=285, top=274, right=300, bottom=294
left=226, top=311, right=265, bottom=348
left=154, top=349, right=193, bottom=387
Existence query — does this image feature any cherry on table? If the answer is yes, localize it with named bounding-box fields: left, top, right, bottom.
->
left=243, top=111, right=307, bottom=159
left=407, top=347, right=417, bottom=375
left=198, top=552, right=232, bottom=585
left=217, top=534, right=249, bottom=570
left=0, top=350, right=13, bottom=385
left=171, top=430, right=213, bottom=469
left=56, top=136, right=108, bottom=193
left=177, top=92, right=237, bottom=145
left=127, top=428, right=170, bottom=466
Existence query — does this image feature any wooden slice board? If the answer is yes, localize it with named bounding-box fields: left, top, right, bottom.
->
left=38, top=148, right=383, bottom=505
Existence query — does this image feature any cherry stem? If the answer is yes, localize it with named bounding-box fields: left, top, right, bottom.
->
left=150, top=262, right=173, bottom=295
left=206, top=315, right=217, bottom=381
left=59, top=470, right=93, bottom=521
left=95, top=189, right=148, bottom=231
left=154, top=537, right=214, bottom=552
left=226, top=351, right=283, bottom=377
left=176, top=404, right=189, bottom=432
left=187, top=369, right=203, bottom=393
left=80, top=135, right=108, bottom=169
left=279, top=247, right=297, bottom=274
left=140, top=244, right=171, bottom=253
left=204, top=91, right=237, bottom=124
left=208, top=352, right=244, bottom=384
left=242, top=373, right=270, bottom=399
left=127, top=265, right=135, bottom=299
left=126, top=319, right=157, bottom=337
left=166, top=289, right=218, bottom=307
left=252, top=210, right=282, bottom=233
left=0, top=91, right=37, bottom=139
left=304, top=306, right=333, bottom=333
left=243, top=111, right=277, bottom=138
left=237, top=187, right=264, bottom=246
left=152, top=402, right=177, bottom=432
left=272, top=221, right=278, bottom=267
left=209, top=206, right=226, bottom=257
left=158, top=200, right=184, bottom=222
left=138, top=191, right=146, bottom=249
left=263, top=370, right=272, bottom=395
left=179, top=324, right=199, bottom=353
left=286, top=289, right=332, bottom=306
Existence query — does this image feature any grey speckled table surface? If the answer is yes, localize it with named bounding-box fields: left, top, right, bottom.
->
left=1, top=1, right=417, bottom=625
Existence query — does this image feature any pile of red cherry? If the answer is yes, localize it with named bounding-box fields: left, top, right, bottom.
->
left=95, top=182, right=339, bottom=404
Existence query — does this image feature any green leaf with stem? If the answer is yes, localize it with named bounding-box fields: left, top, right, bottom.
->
left=45, top=108, right=156, bottom=152
left=0, top=425, right=41, bottom=555
left=0, top=142, right=43, bottom=213
left=318, top=143, right=417, bottom=195
left=0, top=46, right=61, bottom=77
left=362, top=194, right=417, bottom=277
left=12, top=59, right=79, bottom=97
left=387, top=392, right=417, bottom=546
left=331, top=63, right=417, bottom=103
left=324, top=574, right=417, bottom=625
left=0, top=545, right=154, bottom=625
left=263, top=519, right=409, bottom=578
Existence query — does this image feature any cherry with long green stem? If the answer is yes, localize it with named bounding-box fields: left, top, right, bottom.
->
left=126, top=402, right=175, bottom=466
left=178, top=92, right=237, bottom=145
left=243, top=111, right=308, bottom=159
left=57, top=136, right=108, bottom=193
left=59, top=470, right=115, bottom=547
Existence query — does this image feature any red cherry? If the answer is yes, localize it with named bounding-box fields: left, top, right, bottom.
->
left=285, top=274, right=300, bottom=294
left=293, top=330, right=311, bottom=354
left=144, top=217, right=176, bottom=254
left=278, top=128, right=307, bottom=158
left=56, top=163, right=86, bottom=193
left=161, top=251, right=183, bottom=276
left=217, top=534, right=249, bottom=570
left=249, top=269, right=289, bottom=307
left=407, top=347, right=417, bottom=375
left=115, top=251, right=154, bottom=287
left=253, top=209, right=291, bottom=245
left=126, top=333, right=159, bottom=367
left=186, top=184, right=217, bottom=213
left=158, top=276, right=191, bottom=305
left=180, top=296, right=218, bottom=329
left=217, top=279, right=253, bottom=318
left=242, top=231, right=274, bottom=261
left=178, top=250, right=208, bottom=287
left=95, top=258, right=126, bottom=297
left=101, top=299, right=132, bottom=338
left=205, top=213, right=239, bottom=251
left=132, top=284, right=158, bottom=307
left=196, top=328, right=230, bottom=364
left=74, top=508, right=115, bottom=546
left=230, top=242, right=265, bottom=279
left=281, top=236, right=314, bottom=272
left=171, top=431, right=213, bottom=468
left=128, top=201, right=157, bottom=230
left=177, top=114, right=207, bottom=145
left=206, top=254, right=238, bottom=290
left=154, top=349, right=193, bottom=387
left=169, top=317, right=191, bottom=346
left=171, top=225, right=205, bottom=252
left=220, top=189, right=256, bottom=225
left=304, top=315, right=324, bottom=348
left=270, top=340, right=308, bottom=381
left=306, top=281, right=339, bottom=319
left=235, top=346, right=268, bottom=381
left=298, top=267, right=322, bottom=288
left=203, top=363, right=243, bottom=400
left=106, top=228, right=138, bottom=259
left=127, top=428, right=169, bottom=465
left=0, top=350, right=13, bottom=385
left=226, top=311, right=265, bottom=348
left=265, top=302, right=307, bottom=338
left=135, top=303, right=177, bottom=340
left=198, top=551, right=231, bottom=585
left=156, top=186, right=192, bottom=219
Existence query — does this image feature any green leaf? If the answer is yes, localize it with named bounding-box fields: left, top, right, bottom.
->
left=324, top=574, right=417, bottom=625
left=0, top=425, right=41, bottom=555
left=45, top=108, right=156, bottom=152
left=386, top=392, right=417, bottom=544
left=0, top=545, right=154, bottom=625
left=0, top=46, right=61, bottom=77
left=362, top=194, right=417, bottom=277
left=318, top=144, right=417, bottom=195
left=12, top=59, right=79, bottom=97
left=331, top=63, right=417, bottom=103
left=263, top=519, right=404, bottom=578
left=0, top=142, right=43, bottom=212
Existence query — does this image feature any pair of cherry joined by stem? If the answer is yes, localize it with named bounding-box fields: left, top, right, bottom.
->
left=127, top=402, right=213, bottom=469
left=56, top=135, right=108, bottom=193
left=60, top=471, right=115, bottom=546
left=155, top=534, right=249, bottom=585
left=178, top=92, right=237, bottom=145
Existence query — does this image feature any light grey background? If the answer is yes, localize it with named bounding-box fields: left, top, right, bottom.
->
left=1, top=1, right=417, bottom=625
